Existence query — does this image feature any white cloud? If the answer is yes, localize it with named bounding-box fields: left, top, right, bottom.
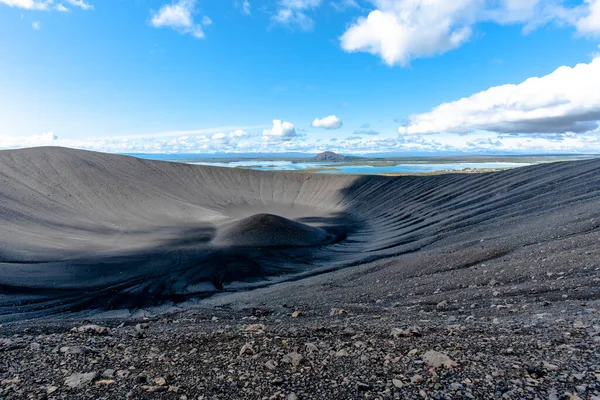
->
left=150, top=0, right=209, bottom=39
left=340, top=0, right=600, bottom=66
left=311, top=115, right=343, bottom=129
left=272, top=0, right=322, bottom=31
left=0, top=0, right=92, bottom=11
left=32, top=20, right=40, bottom=29
left=0, top=0, right=52, bottom=10
left=4, top=128, right=600, bottom=154
left=576, top=0, right=600, bottom=35
left=0, top=132, right=58, bottom=148
left=236, top=0, right=251, bottom=15
left=398, top=56, right=600, bottom=135
left=340, top=0, right=479, bottom=66
left=330, top=0, right=359, bottom=12
left=262, top=120, right=298, bottom=140
left=64, top=0, right=92, bottom=10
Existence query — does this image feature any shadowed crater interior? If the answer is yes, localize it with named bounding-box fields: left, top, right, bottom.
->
left=214, top=213, right=338, bottom=247
left=2, top=147, right=600, bottom=321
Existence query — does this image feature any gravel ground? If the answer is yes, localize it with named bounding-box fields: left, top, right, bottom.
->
left=1, top=299, right=599, bottom=400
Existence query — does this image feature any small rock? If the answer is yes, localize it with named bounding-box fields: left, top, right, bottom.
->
left=1, top=378, right=20, bottom=386
left=422, top=350, right=458, bottom=369
left=71, top=324, right=110, bottom=335
left=65, top=372, right=98, bottom=388
left=543, top=362, right=559, bottom=371
left=282, top=352, right=303, bottom=367
left=330, top=308, right=347, bottom=317
left=450, top=383, right=465, bottom=391
left=287, top=393, right=298, bottom=400
left=245, top=324, right=266, bottom=333
left=357, top=382, right=372, bottom=392
left=46, top=386, right=58, bottom=394
left=95, top=379, right=115, bottom=385
left=305, top=343, right=318, bottom=354
left=116, top=370, right=130, bottom=379
left=271, top=377, right=285, bottom=385
left=155, top=377, right=167, bottom=386
left=142, top=385, right=168, bottom=393
left=265, top=360, right=277, bottom=370
left=392, top=379, right=403, bottom=388
left=60, top=346, right=91, bottom=355
left=335, top=349, right=349, bottom=357
left=102, top=369, right=115, bottom=379
left=573, top=320, right=588, bottom=329
left=526, top=364, right=545, bottom=378
left=291, top=310, right=302, bottom=318
left=239, top=343, right=254, bottom=356
left=391, top=327, right=421, bottom=338
left=411, top=375, right=424, bottom=383
left=436, top=300, right=448, bottom=309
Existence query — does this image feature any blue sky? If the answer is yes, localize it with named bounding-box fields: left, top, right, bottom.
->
left=1, top=0, right=600, bottom=154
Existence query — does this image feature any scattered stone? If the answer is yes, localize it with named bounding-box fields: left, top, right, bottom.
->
left=291, top=310, right=303, bottom=318
left=142, top=385, right=168, bottom=393
left=392, top=379, right=403, bottom=388
left=95, top=379, right=115, bottom=385
left=60, top=346, right=91, bottom=355
left=155, top=377, right=167, bottom=386
left=357, top=382, right=372, bottom=392
left=329, top=308, right=347, bottom=317
left=245, top=323, right=266, bottom=333
left=70, top=324, right=110, bottom=335
left=265, top=360, right=277, bottom=370
left=1, top=378, right=20, bottom=386
left=422, top=350, right=458, bottom=369
left=543, top=362, right=559, bottom=371
left=335, top=349, right=349, bottom=357
left=135, top=323, right=149, bottom=331
left=239, top=343, right=254, bottom=356
left=305, top=342, right=318, bottom=354
left=526, top=364, right=545, bottom=378
left=271, top=377, right=285, bottom=385
left=282, top=352, right=303, bottom=367
left=65, top=372, right=98, bottom=388
left=102, top=369, right=115, bottom=379
left=573, top=320, right=588, bottom=329
left=391, top=326, right=421, bottom=337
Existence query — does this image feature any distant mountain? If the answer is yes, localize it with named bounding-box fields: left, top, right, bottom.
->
left=312, top=151, right=364, bottom=162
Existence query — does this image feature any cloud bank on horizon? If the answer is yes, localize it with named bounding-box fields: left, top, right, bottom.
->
left=1, top=0, right=600, bottom=154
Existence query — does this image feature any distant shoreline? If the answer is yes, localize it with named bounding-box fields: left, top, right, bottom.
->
left=127, top=153, right=597, bottom=175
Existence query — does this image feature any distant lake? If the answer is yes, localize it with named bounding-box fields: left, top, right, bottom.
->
left=186, top=160, right=532, bottom=174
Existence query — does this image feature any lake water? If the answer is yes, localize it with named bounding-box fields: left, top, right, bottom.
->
left=188, top=161, right=532, bottom=174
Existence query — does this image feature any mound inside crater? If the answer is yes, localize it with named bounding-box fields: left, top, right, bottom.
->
left=214, top=213, right=335, bottom=247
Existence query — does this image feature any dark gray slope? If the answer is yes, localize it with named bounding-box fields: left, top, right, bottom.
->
left=0, top=147, right=599, bottom=321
